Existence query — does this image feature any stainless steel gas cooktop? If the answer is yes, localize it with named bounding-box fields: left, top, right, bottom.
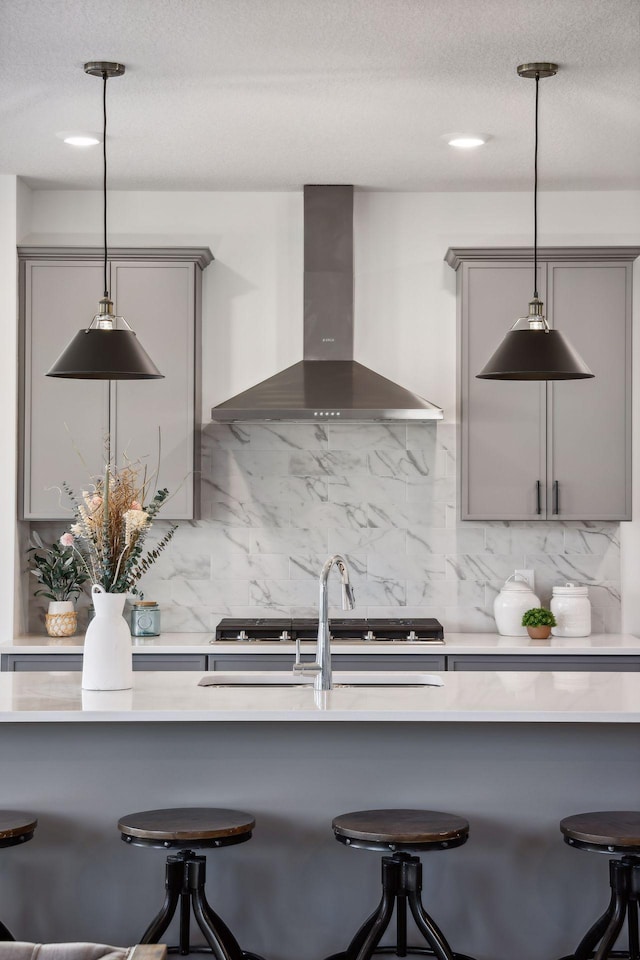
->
left=213, top=618, right=445, bottom=644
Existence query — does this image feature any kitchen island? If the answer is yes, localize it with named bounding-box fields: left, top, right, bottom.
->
left=1, top=669, right=639, bottom=960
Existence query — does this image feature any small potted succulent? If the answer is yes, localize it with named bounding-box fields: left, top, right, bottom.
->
left=27, top=531, right=89, bottom=637
left=521, top=607, right=557, bottom=640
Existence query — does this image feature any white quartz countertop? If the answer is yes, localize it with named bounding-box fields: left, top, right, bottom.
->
left=1, top=668, right=640, bottom=722
left=4, top=632, right=640, bottom=656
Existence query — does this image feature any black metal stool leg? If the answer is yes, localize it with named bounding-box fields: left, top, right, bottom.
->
left=629, top=860, right=640, bottom=960
left=353, top=888, right=396, bottom=960
left=0, top=920, right=14, bottom=942
left=191, top=892, right=237, bottom=960
left=141, top=855, right=182, bottom=945
left=629, top=900, right=639, bottom=960
left=200, top=896, right=246, bottom=958
left=593, top=861, right=630, bottom=960
left=179, top=886, right=191, bottom=956
left=402, top=857, right=455, bottom=960
left=573, top=885, right=618, bottom=960
left=188, top=856, right=242, bottom=960
left=323, top=899, right=385, bottom=960
left=407, top=890, right=455, bottom=960
left=396, top=892, right=408, bottom=958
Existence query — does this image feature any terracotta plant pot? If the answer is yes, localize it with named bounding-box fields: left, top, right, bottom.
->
left=526, top=625, right=552, bottom=640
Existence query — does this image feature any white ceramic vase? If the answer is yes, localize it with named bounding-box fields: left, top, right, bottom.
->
left=82, top=584, right=133, bottom=691
left=493, top=575, right=541, bottom=637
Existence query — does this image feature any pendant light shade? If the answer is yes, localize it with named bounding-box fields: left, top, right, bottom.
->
left=477, top=63, right=593, bottom=382
left=48, top=296, right=162, bottom=379
left=477, top=299, right=594, bottom=381
left=47, top=62, right=163, bottom=381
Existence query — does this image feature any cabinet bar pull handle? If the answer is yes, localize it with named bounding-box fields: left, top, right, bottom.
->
left=553, top=480, right=559, bottom=515
left=536, top=480, right=542, bottom=515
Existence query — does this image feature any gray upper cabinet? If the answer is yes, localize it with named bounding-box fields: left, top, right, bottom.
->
left=546, top=262, right=632, bottom=520
left=19, top=247, right=213, bottom=520
left=447, top=247, right=638, bottom=521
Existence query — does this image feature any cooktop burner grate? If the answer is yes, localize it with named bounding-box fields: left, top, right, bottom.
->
left=213, top=618, right=445, bottom=643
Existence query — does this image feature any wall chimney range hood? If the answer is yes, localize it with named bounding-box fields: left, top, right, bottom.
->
left=211, top=185, right=443, bottom=422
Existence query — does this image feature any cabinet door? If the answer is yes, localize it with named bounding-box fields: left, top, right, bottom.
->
left=2, top=654, right=83, bottom=671
left=460, top=262, right=546, bottom=519
left=21, top=260, right=107, bottom=518
left=111, top=262, right=196, bottom=519
left=547, top=262, right=631, bottom=520
left=207, top=654, right=303, bottom=671
left=447, top=655, right=640, bottom=671
left=132, top=654, right=207, bottom=671
left=332, top=655, right=446, bottom=671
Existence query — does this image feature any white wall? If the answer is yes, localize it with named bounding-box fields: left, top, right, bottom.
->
left=20, top=187, right=640, bottom=634
left=0, top=176, right=19, bottom=636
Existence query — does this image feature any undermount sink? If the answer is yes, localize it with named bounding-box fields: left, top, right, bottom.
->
left=199, top=671, right=444, bottom=688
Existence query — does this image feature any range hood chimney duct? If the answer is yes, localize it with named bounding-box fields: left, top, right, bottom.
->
left=211, top=185, right=443, bottom=421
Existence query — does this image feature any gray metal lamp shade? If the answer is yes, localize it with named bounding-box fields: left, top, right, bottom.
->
left=47, top=328, right=163, bottom=379
left=477, top=328, right=594, bottom=381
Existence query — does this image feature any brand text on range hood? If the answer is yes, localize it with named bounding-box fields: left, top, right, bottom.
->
left=211, top=185, right=443, bottom=422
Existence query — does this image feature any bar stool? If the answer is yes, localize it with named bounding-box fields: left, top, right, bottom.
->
left=323, top=809, right=477, bottom=960
left=558, top=810, right=640, bottom=960
left=0, top=811, right=38, bottom=941
left=118, top=807, right=265, bottom=959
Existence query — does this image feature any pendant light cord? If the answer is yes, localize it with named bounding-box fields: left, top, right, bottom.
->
left=102, top=71, right=109, bottom=299
left=533, top=72, right=539, bottom=299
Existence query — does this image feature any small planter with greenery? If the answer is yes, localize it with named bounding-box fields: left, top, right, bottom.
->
left=521, top=607, right=557, bottom=640
left=28, top=532, right=89, bottom=637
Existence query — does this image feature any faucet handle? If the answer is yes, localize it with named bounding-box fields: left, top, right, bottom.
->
left=293, top=635, right=321, bottom=675
left=292, top=661, right=321, bottom=676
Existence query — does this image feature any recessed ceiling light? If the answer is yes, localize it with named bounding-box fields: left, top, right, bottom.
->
left=447, top=135, right=488, bottom=149
left=56, top=131, right=101, bottom=147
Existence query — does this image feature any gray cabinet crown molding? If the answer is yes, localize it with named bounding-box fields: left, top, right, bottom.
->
left=445, top=246, right=640, bottom=270
left=18, top=246, right=214, bottom=269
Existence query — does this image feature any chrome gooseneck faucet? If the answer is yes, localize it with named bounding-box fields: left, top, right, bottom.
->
left=294, top=555, right=355, bottom=691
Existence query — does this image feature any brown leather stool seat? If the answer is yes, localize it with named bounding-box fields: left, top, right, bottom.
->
left=324, top=809, right=477, bottom=960
left=558, top=811, right=640, bottom=960
left=118, top=808, right=264, bottom=960
left=0, top=811, right=38, bottom=942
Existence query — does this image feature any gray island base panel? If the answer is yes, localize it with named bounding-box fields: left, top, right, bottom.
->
left=0, top=710, right=638, bottom=960
left=3, top=632, right=640, bottom=673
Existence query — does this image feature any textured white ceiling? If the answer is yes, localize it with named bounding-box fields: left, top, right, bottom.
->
left=1, top=0, right=638, bottom=191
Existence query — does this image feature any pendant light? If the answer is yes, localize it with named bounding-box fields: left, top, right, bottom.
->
left=47, top=62, right=163, bottom=380
left=477, top=63, right=593, bottom=381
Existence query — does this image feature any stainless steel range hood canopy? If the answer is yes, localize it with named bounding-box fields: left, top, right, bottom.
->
left=211, top=185, right=443, bottom=422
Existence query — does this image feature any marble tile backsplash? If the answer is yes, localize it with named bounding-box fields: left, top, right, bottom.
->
left=29, top=422, right=622, bottom=634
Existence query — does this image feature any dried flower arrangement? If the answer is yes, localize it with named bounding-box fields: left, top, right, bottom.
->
left=61, top=462, right=177, bottom=594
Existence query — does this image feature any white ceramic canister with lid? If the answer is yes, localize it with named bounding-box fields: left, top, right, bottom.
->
left=550, top=583, right=591, bottom=637
left=493, top=575, right=541, bottom=637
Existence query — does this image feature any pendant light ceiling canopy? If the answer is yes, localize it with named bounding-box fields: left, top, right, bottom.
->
left=47, top=61, right=163, bottom=380
left=477, top=63, right=594, bottom=382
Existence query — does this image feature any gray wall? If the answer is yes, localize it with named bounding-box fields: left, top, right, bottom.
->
left=29, top=422, right=621, bottom=634
left=1, top=720, right=638, bottom=960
